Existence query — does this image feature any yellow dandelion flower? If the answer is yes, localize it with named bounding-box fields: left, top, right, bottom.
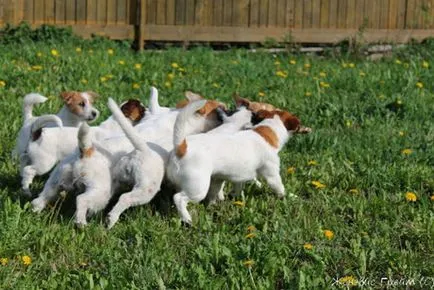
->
left=233, top=201, right=245, bottom=207
left=319, top=71, right=327, bottom=77
left=245, top=233, right=256, bottom=239
left=118, top=60, right=125, bottom=65
left=304, top=63, right=311, bottom=69
left=378, top=94, right=385, bottom=99
left=32, top=65, right=43, bottom=71
left=106, top=74, right=114, bottom=79
left=164, top=81, right=171, bottom=88
left=287, top=167, right=296, bottom=174
left=81, top=79, right=88, bottom=84
left=276, top=70, right=288, bottom=78
left=178, top=67, right=186, bottom=72
left=405, top=192, right=417, bottom=202
left=359, top=71, right=366, bottom=77
left=303, top=243, right=313, bottom=250
left=212, top=83, right=220, bottom=88
left=171, top=62, right=179, bottom=68
left=396, top=99, right=403, bottom=105
left=399, top=131, right=405, bottom=136
left=258, top=91, right=266, bottom=97
left=132, top=83, right=140, bottom=89
left=36, top=52, right=42, bottom=57
left=88, top=49, right=93, bottom=54
left=319, top=81, right=330, bottom=88
left=345, top=120, right=352, bottom=127
left=307, top=160, right=317, bottom=166
left=395, top=59, right=402, bottom=65
left=167, top=73, right=175, bottom=80
left=51, top=49, right=59, bottom=56
left=107, top=49, right=114, bottom=55
left=339, top=276, right=358, bottom=286
left=22, top=255, right=32, bottom=266
left=401, top=149, right=412, bottom=155
left=243, top=260, right=254, bottom=267
left=247, top=225, right=256, bottom=232
left=305, top=91, right=312, bottom=97
left=0, top=80, right=6, bottom=87
left=348, top=63, right=355, bottom=68
left=0, top=258, right=8, bottom=266
left=135, top=63, right=142, bottom=70
left=100, top=76, right=107, bottom=82
left=289, top=59, right=296, bottom=65
left=312, top=181, right=326, bottom=189
left=323, top=229, right=334, bottom=240
left=75, top=47, right=82, bottom=53
left=349, top=189, right=359, bottom=194
left=416, top=82, right=423, bottom=88
left=430, top=195, right=434, bottom=201
left=422, top=61, right=429, bottom=68
left=342, top=62, right=348, bottom=68
left=231, top=60, right=239, bottom=64
left=274, top=60, right=281, bottom=65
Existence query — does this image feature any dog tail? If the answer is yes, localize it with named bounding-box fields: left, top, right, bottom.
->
left=77, top=122, right=95, bottom=158
left=148, top=86, right=162, bottom=114
left=173, top=100, right=207, bottom=158
left=108, top=98, right=150, bottom=153
left=30, top=115, right=63, bottom=136
left=23, top=93, right=48, bottom=122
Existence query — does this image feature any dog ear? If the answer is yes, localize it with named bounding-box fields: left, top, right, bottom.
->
left=185, top=91, right=204, bottom=101
left=277, top=111, right=300, bottom=131
left=84, top=91, right=99, bottom=103
left=233, top=94, right=250, bottom=108
left=60, top=91, right=76, bottom=104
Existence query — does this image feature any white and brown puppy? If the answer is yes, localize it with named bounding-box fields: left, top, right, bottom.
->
left=167, top=108, right=303, bottom=224
left=105, top=98, right=229, bottom=229
left=20, top=99, right=146, bottom=196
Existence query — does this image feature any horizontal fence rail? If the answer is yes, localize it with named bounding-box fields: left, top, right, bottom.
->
left=1, top=0, right=434, bottom=49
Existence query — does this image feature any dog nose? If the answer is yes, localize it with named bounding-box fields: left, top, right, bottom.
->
left=91, top=111, right=97, bottom=118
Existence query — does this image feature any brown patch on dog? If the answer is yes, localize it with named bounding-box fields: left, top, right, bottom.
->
left=60, top=91, right=87, bottom=115
left=253, top=126, right=279, bottom=148
left=176, top=139, right=188, bottom=158
left=120, top=99, right=146, bottom=123
left=196, top=100, right=226, bottom=116
left=176, top=99, right=190, bottom=109
left=84, top=91, right=99, bottom=103
left=176, top=91, right=205, bottom=108
left=233, top=95, right=276, bottom=113
left=80, top=147, right=95, bottom=158
left=32, top=128, right=42, bottom=141
left=254, top=110, right=300, bottom=131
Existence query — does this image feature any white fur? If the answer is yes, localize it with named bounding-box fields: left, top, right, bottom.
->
left=167, top=113, right=293, bottom=224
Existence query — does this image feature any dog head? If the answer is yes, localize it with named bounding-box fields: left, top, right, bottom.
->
left=254, top=109, right=311, bottom=134
left=119, top=99, right=146, bottom=125
left=60, top=91, right=100, bottom=122
left=233, top=94, right=277, bottom=113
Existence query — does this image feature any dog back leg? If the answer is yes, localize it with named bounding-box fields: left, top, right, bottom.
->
left=107, top=185, right=160, bottom=229
left=75, top=188, right=110, bottom=227
left=205, top=179, right=225, bottom=205
left=259, top=166, right=286, bottom=198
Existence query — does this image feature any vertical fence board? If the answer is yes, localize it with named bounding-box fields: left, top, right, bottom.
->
left=406, top=0, right=415, bottom=28
left=116, top=0, right=127, bottom=24
left=268, top=0, right=277, bottom=26
left=294, top=0, right=302, bottom=28
left=156, top=0, right=166, bottom=24
left=107, top=0, right=116, bottom=24
left=23, top=0, right=34, bottom=23
left=175, top=0, right=185, bottom=25
left=195, top=0, right=212, bottom=26
left=345, top=0, right=355, bottom=28
left=355, top=0, right=365, bottom=28
left=337, top=0, right=346, bottom=28
left=86, top=0, right=96, bottom=24
left=223, top=0, right=232, bottom=26
left=166, top=0, right=175, bottom=25
left=430, top=0, right=434, bottom=28
left=312, top=0, right=320, bottom=27
left=276, top=0, right=285, bottom=26
left=259, top=0, right=268, bottom=26
left=303, top=0, right=312, bottom=28
left=388, top=0, right=397, bottom=29
left=379, top=0, right=389, bottom=28
left=320, top=0, right=329, bottom=28
left=185, top=0, right=194, bottom=25
left=396, top=0, right=406, bottom=28
left=250, top=0, right=259, bottom=27
left=328, top=0, right=337, bottom=28
left=76, top=0, right=86, bottom=24
left=238, top=0, right=249, bottom=27
left=34, top=0, right=44, bottom=23
left=147, top=0, right=157, bottom=24
left=213, top=0, right=223, bottom=26
left=45, top=0, right=55, bottom=23
left=286, top=0, right=295, bottom=27
left=96, top=0, right=107, bottom=24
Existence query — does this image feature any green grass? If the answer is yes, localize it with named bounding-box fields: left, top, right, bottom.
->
left=0, top=38, right=433, bottom=289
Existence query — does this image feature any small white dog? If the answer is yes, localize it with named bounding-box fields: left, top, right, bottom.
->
left=20, top=98, right=146, bottom=196
left=166, top=108, right=304, bottom=224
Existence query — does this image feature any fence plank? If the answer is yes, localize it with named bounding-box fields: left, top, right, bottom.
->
left=97, top=0, right=107, bottom=24
left=250, top=0, right=259, bottom=27
left=86, top=0, right=96, bottom=24
left=223, top=0, right=232, bottom=26
left=302, top=0, right=312, bottom=28
left=175, top=0, right=185, bottom=25
left=166, top=0, right=175, bottom=25
left=276, top=0, right=285, bottom=26
left=268, top=0, right=277, bottom=26
left=320, top=0, right=329, bottom=28
left=286, top=0, right=295, bottom=27
left=44, top=0, right=54, bottom=23
left=312, top=0, right=320, bottom=28
left=337, top=0, right=346, bottom=28
left=213, top=0, right=223, bottom=26
left=185, top=0, right=194, bottom=25
left=379, top=0, right=389, bottom=28
left=328, top=0, right=337, bottom=28
left=116, top=0, right=126, bottom=24
left=355, top=0, right=365, bottom=28
left=294, top=0, right=302, bottom=28
left=34, top=0, right=44, bottom=23
left=76, top=0, right=86, bottom=24
left=346, top=0, right=355, bottom=28
left=234, top=0, right=249, bottom=27
left=146, top=0, right=156, bottom=24
left=156, top=0, right=166, bottom=24
left=388, top=0, right=397, bottom=29
left=406, top=0, right=415, bottom=28
left=23, top=0, right=34, bottom=23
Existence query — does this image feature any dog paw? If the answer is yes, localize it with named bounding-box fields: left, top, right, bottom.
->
left=75, top=220, right=88, bottom=229
left=105, top=214, right=119, bottom=230
left=31, top=198, right=46, bottom=213
left=181, top=220, right=193, bottom=228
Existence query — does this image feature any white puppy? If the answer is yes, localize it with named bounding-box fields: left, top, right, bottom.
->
left=166, top=109, right=303, bottom=224
left=20, top=99, right=146, bottom=196
left=105, top=98, right=227, bottom=228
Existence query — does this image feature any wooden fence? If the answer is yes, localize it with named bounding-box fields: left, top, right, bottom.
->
left=1, top=0, right=434, bottom=49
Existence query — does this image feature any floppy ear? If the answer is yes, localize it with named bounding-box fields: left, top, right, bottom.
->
left=279, top=112, right=300, bottom=131
left=233, top=94, right=250, bottom=108
left=185, top=91, right=204, bottom=101
left=84, top=91, right=99, bottom=103
left=60, top=91, right=75, bottom=104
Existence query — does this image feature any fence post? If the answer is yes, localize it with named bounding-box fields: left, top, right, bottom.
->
left=135, top=0, right=147, bottom=50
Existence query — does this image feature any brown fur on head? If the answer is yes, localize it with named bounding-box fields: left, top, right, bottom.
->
left=176, top=91, right=205, bottom=109
left=60, top=91, right=88, bottom=114
left=254, top=110, right=301, bottom=132
left=120, top=99, right=146, bottom=123
left=233, top=94, right=277, bottom=113
left=196, top=100, right=227, bottom=116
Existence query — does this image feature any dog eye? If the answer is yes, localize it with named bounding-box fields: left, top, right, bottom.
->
left=79, top=102, right=85, bottom=107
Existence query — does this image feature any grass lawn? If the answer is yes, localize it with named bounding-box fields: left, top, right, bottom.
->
left=0, top=32, right=433, bottom=288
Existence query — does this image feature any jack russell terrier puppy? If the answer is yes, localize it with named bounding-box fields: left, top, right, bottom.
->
left=30, top=92, right=223, bottom=226
left=20, top=98, right=146, bottom=196
left=166, top=108, right=307, bottom=225
left=105, top=98, right=231, bottom=229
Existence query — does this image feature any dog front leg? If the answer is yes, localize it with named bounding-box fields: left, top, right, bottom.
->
left=21, top=165, right=37, bottom=196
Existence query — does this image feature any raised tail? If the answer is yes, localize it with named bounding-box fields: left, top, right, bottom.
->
left=30, top=115, right=63, bottom=135
left=173, top=100, right=207, bottom=156
left=77, top=122, right=94, bottom=158
left=108, top=98, right=150, bottom=153
left=23, top=93, right=48, bottom=122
